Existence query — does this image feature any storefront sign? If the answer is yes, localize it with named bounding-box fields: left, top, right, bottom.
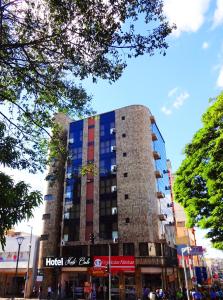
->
left=43, top=256, right=92, bottom=267
left=177, top=245, right=204, bottom=256
left=93, top=256, right=135, bottom=273
left=190, top=246, right=203, bottom=256
left=36, top=275, right=43, bottom=282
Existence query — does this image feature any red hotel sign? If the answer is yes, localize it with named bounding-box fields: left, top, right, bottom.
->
left=93, top=256, right=135, bottom=273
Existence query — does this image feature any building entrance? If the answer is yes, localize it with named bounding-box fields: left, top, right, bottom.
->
left=64, top=273, right=87, bottom=299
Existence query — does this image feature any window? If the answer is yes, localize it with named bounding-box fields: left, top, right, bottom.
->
left=86, top=221, right=93, bottom=226
left=125, top=217, right=130, bottom=223
left=44, top=194, right=54, bottom=201
left=100, top=125, right=105, bottom=136
left=155, top=243, right=162, bottom=256
left=124, top=173, right=128, bottom=177
left=122, top=133, right=126, bottom=138
left=40, top=234, right=49, bottom=241
left=69, top=147, right=82, bottom=160
left=88, top=124, right=95, bottom=129
left=122, top=116, right=125, bottom=120
left=139, top=243, right=149, bottom=256
left=125, top=194, right=129, bottom=199
left=123, top=152, right=127, bottom=157
left=88, top=141, right=94, bottom=146
left=42, top=214, right=50, bottom=220
left=100, top=140, right=115, bottom=154
left=123, top=243, right=135, bottom=255
left=100, top=199, right=117, bottom=216
left=100, top=178, right=117, bottom=194
left=86, top=199, right=93, bottom=204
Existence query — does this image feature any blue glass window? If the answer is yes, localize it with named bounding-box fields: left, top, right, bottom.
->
left=44, top=194, right=54, bottom=201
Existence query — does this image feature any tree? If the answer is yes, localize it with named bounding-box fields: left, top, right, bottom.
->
left=0, top=0, right=175, bottom=246
left=174, top=93, right=223, bottom=249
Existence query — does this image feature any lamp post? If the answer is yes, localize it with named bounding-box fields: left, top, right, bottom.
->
left=181, top=246, right=191, bottom=300
left=24, top=226, right=33, bottom=299
left=108, top=243, right=111, bottom=300
left=13, top=236, right=24, bottom=299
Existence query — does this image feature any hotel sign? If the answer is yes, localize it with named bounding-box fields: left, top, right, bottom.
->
left=43, top=257, right=92, bottom=268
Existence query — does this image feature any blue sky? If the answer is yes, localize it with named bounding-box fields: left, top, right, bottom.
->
left=10, top=0, right=223, bottom=257
left=81, top=0, right=223, bottom=173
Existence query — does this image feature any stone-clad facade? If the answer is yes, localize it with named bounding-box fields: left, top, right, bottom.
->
left=115, top=105, right=160, bottom=249
left=38, top=105, right=177, bottom=299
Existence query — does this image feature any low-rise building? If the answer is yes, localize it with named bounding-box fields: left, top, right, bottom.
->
left=0, top=230, right=39, bottom=297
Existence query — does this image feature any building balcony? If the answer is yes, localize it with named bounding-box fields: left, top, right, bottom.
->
left=153, top=151, right=161, bottom=160
left=157, top=191, right=165, bottom=198
left=155, top=170, right=163, bottom=178
left=152, top=132, right=158, bottom=141
left=150, top=115, right=156, bottom=124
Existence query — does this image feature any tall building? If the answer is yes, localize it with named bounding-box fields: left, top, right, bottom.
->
left=38, top=105, right=177, bottom=299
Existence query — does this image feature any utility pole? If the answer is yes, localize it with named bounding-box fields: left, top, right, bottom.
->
left=108, top=243, right=111, bottom=300
left=24, top=226, right=33, bottom=299
left=182, top=247, right=191, bottom=300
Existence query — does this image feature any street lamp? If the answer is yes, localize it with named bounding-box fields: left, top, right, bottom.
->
left=24, top=226, right=33, bottom=299
left=13, top=236, right=24, bottom=299
left=181, top=246, right=191, bottom=300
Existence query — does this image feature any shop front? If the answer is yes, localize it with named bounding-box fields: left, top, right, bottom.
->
left=44, top=255, right=178, bottom=299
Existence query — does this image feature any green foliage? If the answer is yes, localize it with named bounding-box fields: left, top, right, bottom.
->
left=174, top=93, right=223, bottom=249
left=80, top=163, right=98, bottom=177
left=0, top=172, right=42, bottom=247
left=0, top=0, right=174, bottom=246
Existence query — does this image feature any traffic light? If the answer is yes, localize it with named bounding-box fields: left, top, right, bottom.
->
left=89, top=233, right=95, bottom=244
left=105, top=264, right=110, bottom=273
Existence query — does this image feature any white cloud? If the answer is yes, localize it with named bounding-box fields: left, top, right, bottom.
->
left=202, top=41, right=209, bottom=49
left=161, top=88, right=190, bottom=116
left=212, top=0, right=223, bottom=28
left=163, top=0, right=211, bottom=37
left=161, top=106, right=172, bottom=115
left=173, top=91, right=190, bottom=109
left=168, top=87, right=178, bottom=98
left=217, top=65, right=223, bottom=87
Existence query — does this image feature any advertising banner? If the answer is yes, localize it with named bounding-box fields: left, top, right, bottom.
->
left=93, top=256, right=135, bottom=273
left=177, top=245, right=204, bottom=256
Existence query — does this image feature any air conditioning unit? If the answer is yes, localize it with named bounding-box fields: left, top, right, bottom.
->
left=111, top=165, right=117, bottom=173
left=63, top=234, right=68, bottom=242
left=110, top=128, right=116, bottom=134
left=68, top=137, right=74, bottom=144
left=64, top=212, right=70, bottom=219
left=66, top=173, right=72, bottom=179
left=112, top=207, right=118, bottom=215
left=111, top=145, right=116, bottom=152
left=111, top=185, right=117, bottom=192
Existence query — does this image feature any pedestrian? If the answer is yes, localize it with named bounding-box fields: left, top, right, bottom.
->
left=210, top=288, right=217, bottom=300
left=47, top=286, right=52, bottom=300
left=176, top=289, right=183, bottom=300
left=143, top=286, right=150, bottom=300
left=57, top=284, right=61, bottom=299
left=149, top=291, right=157, bottom=300
left=38, top=286, right=43, bottom=300
left=192, top=289, right=202, bottom=300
